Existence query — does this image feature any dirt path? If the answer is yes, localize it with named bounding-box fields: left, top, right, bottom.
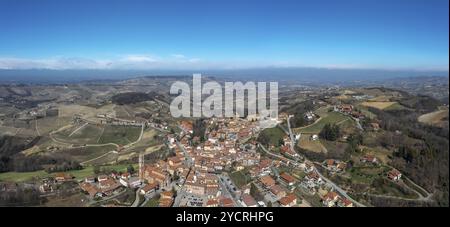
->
left=35, top=119, right=41, bottom=136
left=68, top=122, right=88, bottom=137
left=80, top=151, right=115, bottom=165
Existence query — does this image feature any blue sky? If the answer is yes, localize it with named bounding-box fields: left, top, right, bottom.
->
left=0, top=0, right=448, bottom=70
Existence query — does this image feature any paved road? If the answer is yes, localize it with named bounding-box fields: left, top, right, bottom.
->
left=68, top=122, right=89, bottom=137
left=314, top=167, right=366, bottom=207
left=258, top=144, right=289, bottom=161
left=177, top=141, right=193, bottom=166
left=401, top=176, right=433, bottom=201
left=363, top=192, right=432, bottom=202
left=218, top=174, right=241, bottom=207
left=286, top=116, right=296, bottom=153
left=285, top=117, right=366, bottom=207
left=123, top=124, right=145, bottom=149
left=131, top=188, right=142, bottom=207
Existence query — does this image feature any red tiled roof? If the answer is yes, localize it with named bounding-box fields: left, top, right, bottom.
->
left=242, top=194, right=257, bottom=207
left=260, top=175, right=276, bottom=187
left=279, top=194, right=297, bottom=206
left=280, top=173, right=296, bottom=183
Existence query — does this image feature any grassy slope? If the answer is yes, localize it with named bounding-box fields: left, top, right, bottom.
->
left=297, top=112, right=349, bottom=134
left=0, top=164, right=138, bottom=182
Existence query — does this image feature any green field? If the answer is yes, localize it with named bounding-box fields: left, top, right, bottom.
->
left=355, top=106, right=377, bottom=119
left=229, top=169, right=252, bottom=188
left=258, top=126, right=286, bottom=146
left=98, top=125, right=141, bottom=145
left=371, top=178, right=418, bottom=199
left=53, top=123, right=104, bottom=145
left=0, top=164, right=138, bottom=182
left=297, top=112, right=349, bottom=134
left=52, top=124, right=141, bottom=146
left=69, top=124, right=104, bottom=141
left=383, top=102, right=409, bottom=111
left=348, top=166, right=386, bottom=184
left=144, top=196, right=160, bottom=207
left=65, top=145, right=117, bottom=163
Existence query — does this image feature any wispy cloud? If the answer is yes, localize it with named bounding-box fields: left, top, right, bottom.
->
left=0, top=54, right=207, bottom=70
left=0, top=54, right=448, bottom=71
left=170, top=54, right=186, bottom=59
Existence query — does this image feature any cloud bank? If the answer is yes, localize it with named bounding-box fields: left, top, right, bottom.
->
left=0, top=54, right=212, bottom=70
left=0, top=54, right=448, bottom=72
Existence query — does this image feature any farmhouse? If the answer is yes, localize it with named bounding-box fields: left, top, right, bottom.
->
left=388, top=169, right=402, bottom=181
left=361, top=155, right=378, bottom=164
left=54, top=173, right=73, bottom=182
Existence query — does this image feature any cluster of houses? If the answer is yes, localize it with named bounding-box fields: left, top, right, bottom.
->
left=257, top=174, right=299, bottom=207
left=175, top=116, right=315, bottom=207
left=177, top=118, right=262, bottom=173
left=322, top=159, right=347, bottom=173
left=300, top=170, right=324, bottom=194
left=321, top=191, right=353, bottom=207
left=79, top=173, right=125, bottom=198
left=78, top=157, right=182, bottom=206
left=279, top=135, right=300, bottom=159
left=334, top=104, right=366, bottom=120
left=174, top=118, right=267, bottom=207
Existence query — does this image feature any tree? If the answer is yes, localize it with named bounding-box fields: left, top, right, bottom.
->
left=127, top=165, right=135, bottom=174
left=319, top=124, right=340, bottom=141
left=93, top=165, right=101, bottom=174
left=291, top=115, right=307, bottom=128
left=257, top=133, right=271, bottom=146
left=278, top=138, right=284, bottom=146
left=172, top=186, right=178, bottom=197
left=346, top=133, right=363, bottom=153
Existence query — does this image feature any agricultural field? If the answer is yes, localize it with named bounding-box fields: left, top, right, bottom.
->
left=357, top=145, right=393, bottom=164
left=418, top=109, right=449, bottom=127
left=41, top=192, right=88, bottom=207
left=320, top=140, right=348, bottom=158
left=314, top=105, right=332, bottom=116
left=114, top=105, right=135, bottom=119
left=369, top=95, right=392, bottom=102
left=97, top=125, right=141, bottom=146
left=355, top=105, right=377, bottom=119
left=347, top=165, right=387, bottom=184
left=383, top=102, right=409, bottom=111
left=0, top=164, right=138, bottom=183
left=298, top=135, right=327, bottom=153
left=370, top=178, right=418, bottom=199
left=58, top=104, right=116, bottom=123
left=229, top=169, right=252, bottom=188
left=52, top=123, right=104, bottom=145
left=0, top=126, right=21, bottom=136
left=64, top=145, right=117, bottom=163
left=35, top=116, right=72, bottom=135
left=258, top=126, right=286, bottom=146
left=296, top=112, right=349, bottom=134
left=361, top=101, right=397, bottom=110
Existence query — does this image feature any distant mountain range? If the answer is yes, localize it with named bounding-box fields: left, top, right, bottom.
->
left=0, top=68, right=448, bottom=84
